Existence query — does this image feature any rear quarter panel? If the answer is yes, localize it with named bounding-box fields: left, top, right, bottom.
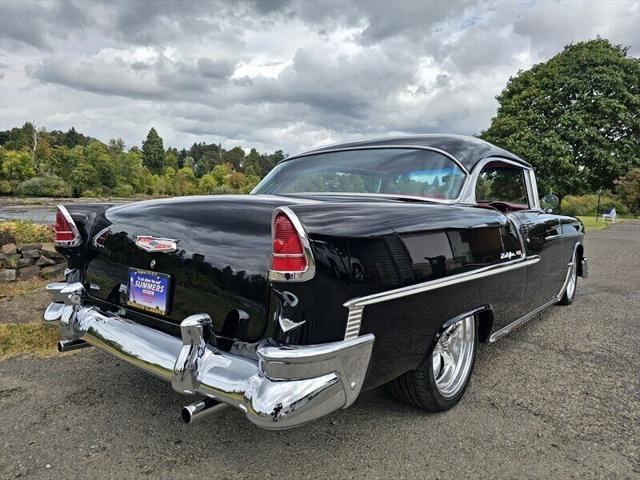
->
left=278, top=202, right=527, bottom=389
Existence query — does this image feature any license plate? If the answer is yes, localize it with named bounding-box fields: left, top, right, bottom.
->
left=127, top=268, right=171, bottom=315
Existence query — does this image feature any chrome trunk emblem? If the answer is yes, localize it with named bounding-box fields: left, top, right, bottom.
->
left=135, top=236, right=178, bottom=253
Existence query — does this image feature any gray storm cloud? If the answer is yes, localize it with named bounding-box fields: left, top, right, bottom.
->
left=0, top=0, right=638, bottom=154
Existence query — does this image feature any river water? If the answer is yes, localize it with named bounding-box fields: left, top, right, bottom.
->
left=0, top=198, right=131, bottom=224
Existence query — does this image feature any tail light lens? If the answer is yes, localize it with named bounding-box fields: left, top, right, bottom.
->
left=55, top=206, right=81, bottom=246
left=269, top=208, right=315, bottom=282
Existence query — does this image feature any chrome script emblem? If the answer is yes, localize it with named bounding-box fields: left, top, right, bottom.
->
left=500, top=250, right=521, bottom=260
left=135, top=236, right=178, bottom=253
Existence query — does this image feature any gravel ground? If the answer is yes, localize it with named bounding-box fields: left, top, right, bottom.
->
left=1, top=222, right=638, bottom=480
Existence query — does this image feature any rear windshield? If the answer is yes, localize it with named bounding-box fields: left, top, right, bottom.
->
left=252, top=148, right=466, bottom=200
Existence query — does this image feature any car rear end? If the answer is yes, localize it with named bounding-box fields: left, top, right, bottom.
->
left=43, top=197, right=374, bottom=429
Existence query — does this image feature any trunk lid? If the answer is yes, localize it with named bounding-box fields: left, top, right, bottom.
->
left=83, top=195, right=310, bottom=342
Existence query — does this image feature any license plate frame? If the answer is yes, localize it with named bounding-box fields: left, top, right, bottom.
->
left=127, top=268, right=171, bottom=315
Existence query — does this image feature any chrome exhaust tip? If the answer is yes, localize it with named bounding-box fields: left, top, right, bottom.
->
left=57, top=339, right=90, bottom=352
left=181, top=398, right=226, bottom=425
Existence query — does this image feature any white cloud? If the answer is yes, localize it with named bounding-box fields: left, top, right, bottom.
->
left=0, top=0, right=638, bottom=154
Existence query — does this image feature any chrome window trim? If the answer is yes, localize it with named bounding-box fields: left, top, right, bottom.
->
left=459, top=157, right=537, bottom=208
left=268, top=206, right=317, bottom=282
left=528, top=169, right=541, bottom=210
left=91, top=226, right=111, bottom=249
left=283, top=191, right=455, bottom=205
left=55, top=204, right=82, bottom=247
left=284, top=145, right=469, bottom=175
left=343, top=255, right=540, bottom=339
left=252, top=145, right=470, bottom=202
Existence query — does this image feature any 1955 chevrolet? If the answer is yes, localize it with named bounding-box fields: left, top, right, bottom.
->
left=44, top=135, right=587, bottom=429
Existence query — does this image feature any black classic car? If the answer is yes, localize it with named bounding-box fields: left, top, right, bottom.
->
left=44, top=135, right=587, bottom=429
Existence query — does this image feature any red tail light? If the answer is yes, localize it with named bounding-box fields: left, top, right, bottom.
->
left=55, top=206, right=80, bottom=246
left=269, top=208, right=315, bottom=281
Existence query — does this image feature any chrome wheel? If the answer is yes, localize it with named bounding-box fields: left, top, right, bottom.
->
left=432, top=316, right=475, bottom=398
left=566, top=260, right=577, bottom=300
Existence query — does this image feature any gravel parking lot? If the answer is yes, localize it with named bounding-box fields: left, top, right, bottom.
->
left=1, top=222, right=638, bottom=480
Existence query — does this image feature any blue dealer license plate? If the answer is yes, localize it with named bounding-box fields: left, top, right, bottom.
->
left=127, top=268, right=171, bottom=315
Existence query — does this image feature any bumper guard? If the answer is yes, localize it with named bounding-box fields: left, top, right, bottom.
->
left=44, top=282, right=374, bottom=429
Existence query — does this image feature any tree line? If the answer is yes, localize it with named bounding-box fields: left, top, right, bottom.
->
left=0, top=124, right=284, bottom=198
left=0, top=38, right=637, bottom=211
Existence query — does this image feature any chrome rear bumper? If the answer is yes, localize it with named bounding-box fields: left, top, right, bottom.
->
left=44, top=282, right=374, bottom=430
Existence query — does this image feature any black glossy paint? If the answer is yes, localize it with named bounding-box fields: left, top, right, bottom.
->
left=57, top=135, right=584, bottom=391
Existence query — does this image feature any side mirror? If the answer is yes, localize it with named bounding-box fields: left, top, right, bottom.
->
left=541, top=194, right=559, bottom=212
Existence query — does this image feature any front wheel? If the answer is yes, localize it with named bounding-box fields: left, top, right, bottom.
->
left=558, top=252, right=578, bottom=305
left=389, top=315, right=478, bottom=411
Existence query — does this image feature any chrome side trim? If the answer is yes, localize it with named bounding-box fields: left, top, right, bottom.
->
left=343, top=256, right=540, bottom=338
left=55, top=204, right=82, bottom=247
left=345, top=257, right=539, bottom=309
left=488, top=244, right=581, bottom=343
left=488, top=297, right=557, bottom=343
left=344, top=305, right=364, bottom=340
left=268, top=206, right=316, bottom=282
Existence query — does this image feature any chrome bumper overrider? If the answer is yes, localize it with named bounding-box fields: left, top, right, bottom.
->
left=44, top=282, right=375, bottom=429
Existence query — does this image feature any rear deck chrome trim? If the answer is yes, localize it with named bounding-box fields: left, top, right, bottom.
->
left=343, top=256, right=540, bottom=339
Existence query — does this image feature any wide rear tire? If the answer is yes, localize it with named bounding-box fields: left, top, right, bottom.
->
left=389, top=315, right=478, bottom=411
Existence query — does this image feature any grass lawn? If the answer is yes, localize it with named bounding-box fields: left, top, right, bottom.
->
left=0, top=322, right=60, bottom=359
left=577, top=216, right=611, bottom=231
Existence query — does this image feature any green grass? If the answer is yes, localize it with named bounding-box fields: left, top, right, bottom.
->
left=0, top=277, right=50, bottom=300
left=577, top=216, right=610, bottom=231
left=0, top=322, right=60, bottom=360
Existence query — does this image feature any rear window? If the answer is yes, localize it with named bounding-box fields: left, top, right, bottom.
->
left=252, top=148, right=467, bottom=200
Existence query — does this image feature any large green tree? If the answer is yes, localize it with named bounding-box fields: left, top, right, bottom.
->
left=481, top=38, right=640, bottom=197
left=142, top=127, right=165, bottom=174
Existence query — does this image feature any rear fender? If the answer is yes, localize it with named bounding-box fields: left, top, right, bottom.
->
left=56, top=203, right=112, bottom=270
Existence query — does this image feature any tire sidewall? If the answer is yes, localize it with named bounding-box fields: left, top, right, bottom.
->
left=559, top=254, right=578, bottom=305
left=425, top=316, right=479, bottom=410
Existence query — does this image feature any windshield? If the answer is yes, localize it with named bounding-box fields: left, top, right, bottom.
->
left=252, top=148, right=467, bottom=200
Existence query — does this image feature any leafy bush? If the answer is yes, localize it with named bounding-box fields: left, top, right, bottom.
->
left=0, top=220, right=54, bottom=245
left=561, top=194, right=629, bottom=217
left=615, top=168, right=640, bottom=215
left=14, top=176, right=72, bottom=197
left=205, top=185, right=237, bottom=195
left=112, top=183, right=134, bottom=197
left=0, top=180, right=11, bottom=194
left=80, top=188, right=105, bottom=198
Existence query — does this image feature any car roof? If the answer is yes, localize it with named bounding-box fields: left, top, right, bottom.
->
left=286, top=134, right=530, bottom=172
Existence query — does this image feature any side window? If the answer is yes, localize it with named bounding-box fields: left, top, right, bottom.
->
left=476, top=166, right=529, bottom=207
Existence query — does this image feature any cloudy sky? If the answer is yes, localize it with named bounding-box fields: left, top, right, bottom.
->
left=1, top=0, right=638, bottom=154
